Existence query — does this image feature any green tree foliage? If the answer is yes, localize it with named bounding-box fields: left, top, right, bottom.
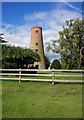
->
left=50, top=59, right=61, bottom=69
left=0, top=33, right=8, bottom=68
left=61, top=62, right=66, bottom=69
left=2, top=45, right=40, bottom=69
left=46, top=18, right=84, bottom=69
left=44, top=55, right=51, bottom=69
left=0, top=33, right=7, bottom=44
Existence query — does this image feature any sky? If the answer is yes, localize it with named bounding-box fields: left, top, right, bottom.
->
left=1, top=1, right=83, bottom=62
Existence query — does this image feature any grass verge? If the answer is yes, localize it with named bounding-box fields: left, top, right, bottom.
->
left=2, top=80, right=83, bottom=118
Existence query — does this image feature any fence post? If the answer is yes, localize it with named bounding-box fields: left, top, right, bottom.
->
left=52, top=68, right=54, bottom=85
left=19, top=68, right=21, bottom=83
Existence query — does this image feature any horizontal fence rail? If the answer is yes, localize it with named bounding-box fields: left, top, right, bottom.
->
left=0, top=69, right=84, bottom=84
left=0, top=69, right=84, bottom=72
left=0, top=73, right=84, bottom=77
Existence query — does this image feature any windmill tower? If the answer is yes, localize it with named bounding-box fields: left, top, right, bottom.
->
left=30, top=26, right=46, bottom=69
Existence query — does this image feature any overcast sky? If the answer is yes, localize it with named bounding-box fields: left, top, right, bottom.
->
left=2, top=1, right=82, bottom=61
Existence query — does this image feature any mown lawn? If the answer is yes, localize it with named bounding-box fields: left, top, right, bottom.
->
left=2, top=80, right=83, bottom=118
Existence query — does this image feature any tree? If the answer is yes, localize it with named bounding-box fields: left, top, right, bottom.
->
left=50, top=59, right=61, bottom=69
left=0, top=33, right=7, bottom=68
left=46, top=18, right=84, bottom=69
left=44, top=55, right=51, bottom=69
left=2, top=45, right=40, bottom=69
left=0, top=33, right=7, bottom=45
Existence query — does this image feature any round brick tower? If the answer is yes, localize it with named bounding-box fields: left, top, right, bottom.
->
left=30, top=26, right=46, bottom=69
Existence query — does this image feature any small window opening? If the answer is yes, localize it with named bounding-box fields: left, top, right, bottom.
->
left=36, top=30, right=38, bottom=33
left=36, top=49, right=38, bottom=52
left=36, top=43, right=38, bottom=46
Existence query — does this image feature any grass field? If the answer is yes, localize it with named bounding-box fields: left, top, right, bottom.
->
left=2, top=80, right=83, bottom=118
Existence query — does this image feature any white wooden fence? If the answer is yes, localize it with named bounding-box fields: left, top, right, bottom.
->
left=0, top=69, right=84, bottom=85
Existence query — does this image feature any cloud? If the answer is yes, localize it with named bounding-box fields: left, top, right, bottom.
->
left=24, top=9, right=82, bottom=27
left=2, top=24, right=31, bottom=48
left=59, top=0, right=83, bottom=3
left=2, top=4, right=82, bottom=61
left=64, top=2, right=82, bottom=13
left=46, top=52, right=61, bottom=62
left=3, top=9, right=81, bottom=47
left=24, top=9, right=81, bottom=49
left=24, top=12, right=47, bottom=21
left=51, top=9, right=82, bottom=24
left=43, top=26, right=62, bottom=43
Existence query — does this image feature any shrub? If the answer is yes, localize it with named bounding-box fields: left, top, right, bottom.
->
left=61, top=62, right=66, bottom=69
left=50, top=59, right=61, bottom=69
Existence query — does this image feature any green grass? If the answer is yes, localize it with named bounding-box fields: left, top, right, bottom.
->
left=2, top=80, right=83, bottom=118
left=38, top=71, right=83, bottom=75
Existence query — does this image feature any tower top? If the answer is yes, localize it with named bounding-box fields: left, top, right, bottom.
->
left=31, top=26, right=42, bottom=30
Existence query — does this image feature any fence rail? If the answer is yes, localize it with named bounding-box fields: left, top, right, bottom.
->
left=0, top=69, right=84, bottom=84
left=0, top=69, right=84, bottom=72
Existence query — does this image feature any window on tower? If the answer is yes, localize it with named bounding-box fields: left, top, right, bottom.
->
left=36, top=49, right=38, bottom=52
left=36, top=30, right=38, bottom=33
left=36, top=43, right=38, bottom=46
